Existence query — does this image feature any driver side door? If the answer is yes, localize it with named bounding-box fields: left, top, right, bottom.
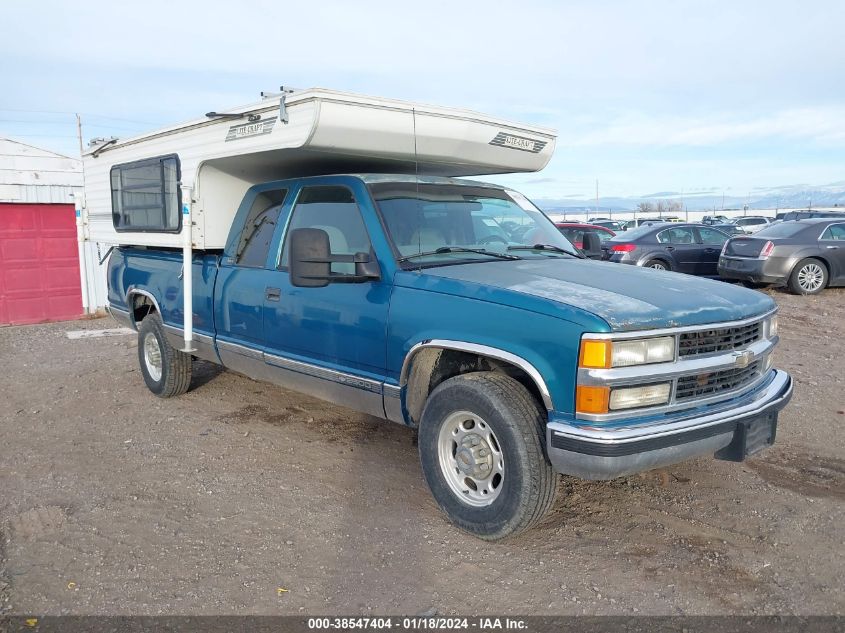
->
left=261, top=183, right=392, bottom=417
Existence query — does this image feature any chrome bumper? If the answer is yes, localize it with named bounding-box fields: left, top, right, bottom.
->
left=546, top=369, right=793, bottom=480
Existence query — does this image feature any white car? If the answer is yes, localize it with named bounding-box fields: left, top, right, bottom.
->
left=732, top=216, right=772, bottom=234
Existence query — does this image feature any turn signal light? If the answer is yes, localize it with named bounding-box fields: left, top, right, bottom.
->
left=579, top=340, right=612, bottom=369
left=576, top=385, right=610, bottom=414
left=611, top=244, right=636, bottom=252
left=760, top=241, right=774, bottom=259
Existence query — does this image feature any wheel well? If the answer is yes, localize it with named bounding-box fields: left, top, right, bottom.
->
left=793, top=256, right=830, bottom=278
left=644, top=256, right=670, bottom=268
left=403, top=348, right=547, bottom=427
left=130, top=293, right=157, bottom=325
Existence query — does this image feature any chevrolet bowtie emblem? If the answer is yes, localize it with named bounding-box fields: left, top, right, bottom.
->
left=733, top=350, right=754, bottom=369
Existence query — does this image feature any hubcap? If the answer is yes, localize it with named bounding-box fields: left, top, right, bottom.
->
left=797, top=264, right=824, bottom=292
left=437, top=411, right=504, bottom=507
left=649, top=262, right=666, bottom=270
left=143, top=333, right=163, bottom=382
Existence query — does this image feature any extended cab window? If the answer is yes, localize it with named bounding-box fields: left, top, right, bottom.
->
left=235, top=189, right=288, bottom=267
left=280, top=186, right=371, bottom=274
left=110, top=155, right=180, bottom=232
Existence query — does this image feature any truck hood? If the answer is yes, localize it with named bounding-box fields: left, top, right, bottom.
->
left=414, top=258, right=775, bottom=331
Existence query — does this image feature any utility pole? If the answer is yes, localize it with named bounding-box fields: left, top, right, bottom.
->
left=595, top=179, right=599, bottom=218
left=75, top=114, right=84, bottom=157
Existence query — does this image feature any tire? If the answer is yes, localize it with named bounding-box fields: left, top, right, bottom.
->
left=418, top=372, right=557, bottom=540
left=137, top=313, right=192, bottom=398
left=787, top=258, right=828, bottom=295
left=644, top=259, right=670, bottom=271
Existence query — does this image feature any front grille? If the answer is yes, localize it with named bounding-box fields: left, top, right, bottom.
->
left=678, top=322, right=762, bottom=357
left=675, top=361, right=761, bottom=401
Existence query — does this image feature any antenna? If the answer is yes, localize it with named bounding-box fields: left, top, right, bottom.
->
left=412, top=107, right=422, bottom=269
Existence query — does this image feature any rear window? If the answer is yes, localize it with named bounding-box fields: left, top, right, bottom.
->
left=609, top=224, right=655, bottom=241
left=755, top=222, right=807, bottom=238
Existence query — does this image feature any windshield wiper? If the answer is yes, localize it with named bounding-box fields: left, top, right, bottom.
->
left=507, top=244, right=585, bottom=258
left=397, top=246, right=521, bottom=263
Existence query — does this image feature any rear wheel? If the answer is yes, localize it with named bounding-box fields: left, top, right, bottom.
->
left=788, top=258, right=827, bottom=295
left=418, top=372, right=557, bottom=540
left=644, top=259, right=670, bottom=271
left=137, top=313, right=192, bottom=397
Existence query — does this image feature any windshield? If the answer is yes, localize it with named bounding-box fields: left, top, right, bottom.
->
left=369, top=182, right=579, bottom=266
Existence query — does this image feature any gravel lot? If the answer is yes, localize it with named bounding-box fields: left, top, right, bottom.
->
left=1, top=288, right=843, bottom=616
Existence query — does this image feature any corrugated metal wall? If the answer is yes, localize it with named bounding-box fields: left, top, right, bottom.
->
left=0, top=138, right=108, bottom=313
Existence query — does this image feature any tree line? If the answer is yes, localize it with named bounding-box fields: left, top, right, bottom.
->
left=636, top=200, right=684, bottom=215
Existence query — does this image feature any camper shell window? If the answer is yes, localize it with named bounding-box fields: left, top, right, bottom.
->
left=110, top=155, right=181, bottom=232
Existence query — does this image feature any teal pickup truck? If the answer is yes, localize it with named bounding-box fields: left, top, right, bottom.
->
left=107, top=173, right=793, bottom=540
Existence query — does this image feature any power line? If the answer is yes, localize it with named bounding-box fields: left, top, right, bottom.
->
left=0, top=118, right=147, bottom=131
left=0, top=108, right=157, bottom=126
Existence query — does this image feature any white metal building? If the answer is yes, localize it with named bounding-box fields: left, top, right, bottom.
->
left=0, top=138, right=107, bottom=324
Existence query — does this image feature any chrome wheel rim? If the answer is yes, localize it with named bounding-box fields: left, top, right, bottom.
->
left=648, top=262, right=666, bottom=270
left=437, top=411, right=504, bottom=507
left=143, top=333, right=163, bottom=382
left=797, top=264, right=824, bottom=292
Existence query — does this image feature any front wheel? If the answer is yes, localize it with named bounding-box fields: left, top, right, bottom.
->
left=418, top=372, right=557, bottom=540
left=137, top=313, right=192, bottom=397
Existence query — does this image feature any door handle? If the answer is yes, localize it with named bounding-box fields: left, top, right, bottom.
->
left=666, top=246, right=675, bottom=251
left=704, top=248, right=716, bottom=253
left=826, top=245, right=840, bottom=249
left=265, top=287, right=281, bottom=301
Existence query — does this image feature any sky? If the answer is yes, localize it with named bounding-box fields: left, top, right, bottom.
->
left=2, top=0, right=844, bottom=201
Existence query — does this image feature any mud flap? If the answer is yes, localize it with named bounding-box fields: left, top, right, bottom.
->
left=714, top=411, right=778, bottom=462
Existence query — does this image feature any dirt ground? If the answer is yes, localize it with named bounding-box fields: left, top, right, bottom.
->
left=1, top=287, right=843, bottom=616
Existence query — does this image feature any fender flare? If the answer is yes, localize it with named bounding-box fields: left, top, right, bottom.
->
left=399, top=339, right=554, bottom=411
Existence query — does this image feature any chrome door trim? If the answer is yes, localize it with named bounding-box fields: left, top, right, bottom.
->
left=264, top=353, right=383, bottom=394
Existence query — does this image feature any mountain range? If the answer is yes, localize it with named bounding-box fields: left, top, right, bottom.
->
left=534, top=182, right=845, bottom=214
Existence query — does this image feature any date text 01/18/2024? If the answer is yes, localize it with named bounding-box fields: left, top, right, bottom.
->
left=306, top=617, right=528, bottom=631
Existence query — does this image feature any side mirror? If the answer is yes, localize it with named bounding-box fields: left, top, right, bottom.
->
left=581, top=232, right=603, bottom=259
left=290, top=228, right=331, bottom=288
left=289, top=227, right=381, bottom=288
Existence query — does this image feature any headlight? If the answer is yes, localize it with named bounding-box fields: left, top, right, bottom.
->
left=579, top=336, right=675, bottom=369
left=609, top=383, right=672, bottom=410
left=767, top=315, right=778, bottom=339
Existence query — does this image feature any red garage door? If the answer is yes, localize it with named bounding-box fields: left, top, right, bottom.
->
left=0, top=203, right=83, bottom=326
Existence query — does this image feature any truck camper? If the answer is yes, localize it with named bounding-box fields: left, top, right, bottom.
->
left=80, top=88, right=791, bottom=539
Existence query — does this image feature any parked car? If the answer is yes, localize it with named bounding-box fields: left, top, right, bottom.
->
left=718, top=218, right=845, bottom=294
left=774, top=210, right=845, bottom=223
left=621, top=218, right=665, bottom=231
left=590, top=219, right=624, bottom=232
left=602, top=223, right=731, bottom=277
left=731, top=216, right=772, bottom=234
left=702, top=215, right=731, bottom=225
left=708, top=222, right=746, bottom=236
left=660, top=216, right=684, bottom=223
left=554, top=222, right=615, bottom=258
